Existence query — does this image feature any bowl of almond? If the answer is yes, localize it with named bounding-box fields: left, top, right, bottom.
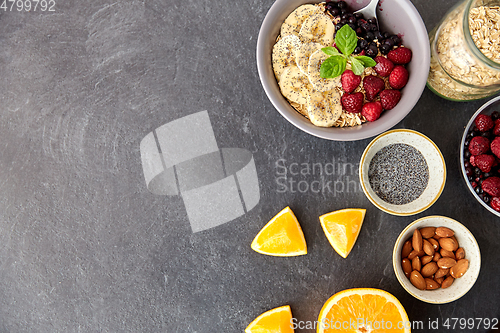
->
left=393, top=216, right=481, bottom=304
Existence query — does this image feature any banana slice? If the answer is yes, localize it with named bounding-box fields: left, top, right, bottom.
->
left=279, top=65, right=313, bottom=105
left=281, top=4, right=323, bottom=37
left=307, top=49, right=341, bottom=92
left=307, top=90, right=342, bottom=127
left=299, top=13, right=335, bottom=46
left=296, top=42, right=322, bottom=75
left=272, top=34, right=302, bottom=81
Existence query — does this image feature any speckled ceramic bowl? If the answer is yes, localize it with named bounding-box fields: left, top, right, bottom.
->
left=359, top=129, right=446, bottom=216
left=393, top=216, right=481, bottom=304
left=256, top=0, right=430, bottom=141
left=460, top=95, right=500, bottom=217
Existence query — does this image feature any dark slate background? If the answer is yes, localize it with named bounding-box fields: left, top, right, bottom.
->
left=0, top=0, right=499, bottom=332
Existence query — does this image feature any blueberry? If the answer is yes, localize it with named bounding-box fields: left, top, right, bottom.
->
left=391, top=35, right=401, bottom=45
left=465, top=139, right=470, bottom=147
left=348, top=16, right=357, bottom=24
left=330, top=7, right=340, bottom=16
left=354, top=12, right=364, bottom=19
left=475, top=167, right=482, bottom=176
left=342, top=13, right=350, bottom=19
left=464, top=150, right=471, bottom=158
left=468, top=176, right=474, bottom=181
left=475, top=186, right=483, bottom=194
left=483, top=195, right=491, bottom=203
left=491, top=111, right=500, bottom=120
left=348, top=23, right=356, bottom=30
left=384, top=39, right=395, bottom=47
left=340, top=8, right=349, bottom=15
left=325, top=2, right=336, bottom=11
left=380, top=44, right=391, bottom=55
left=484, top=172, right=494, bottom=178
left=336, top=24, right=343, bottom=31
left=466, top=167, right=473, bottom=176
left=340, top=18, right=348, bottom=25
left=337, top=1, right=347, bottom=9
left=383, top=31, right=391, bottom=39
left=365, top=31, right=375, bottom=41
left=354, top=46, right=362, bottom=54
left=464, top=161, right=471, bottom=168
left=359, top=39, right=368, bottom=49
left=367, top=17, right=377, bottom=24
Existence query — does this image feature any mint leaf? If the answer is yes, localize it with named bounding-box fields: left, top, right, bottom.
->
left=335, top=25, right=357, bottom=56
left=354, top=55, right=377, bottom=67
left=350, top=57, right=365, bottom=76
left=320, top=55, right=347, bottom=78
left=321, top=47, right=341, bottom=56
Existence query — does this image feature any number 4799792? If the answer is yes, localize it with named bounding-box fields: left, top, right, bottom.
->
left=1, top=0, right=55, bottom=11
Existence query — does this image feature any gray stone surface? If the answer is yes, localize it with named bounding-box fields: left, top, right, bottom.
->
left=0, top=0, right=498, bottom=332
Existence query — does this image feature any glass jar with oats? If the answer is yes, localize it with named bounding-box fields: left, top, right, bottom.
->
left=427, top=0, right=500, bottom=101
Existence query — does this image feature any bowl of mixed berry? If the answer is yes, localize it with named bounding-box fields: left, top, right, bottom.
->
left=461, top=96, right=500, bottom=216
left=256, top=0, right=430, bottom=140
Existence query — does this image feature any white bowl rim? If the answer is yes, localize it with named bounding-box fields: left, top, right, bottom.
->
left=392, top=215, right=481, bottom=304
left=460, top=95, right=500, bottom=217
left=359, top=129, right=447, bottom=216
left=256, top=0, right=431, bottom=141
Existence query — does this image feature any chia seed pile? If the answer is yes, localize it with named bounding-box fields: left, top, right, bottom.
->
left=368, top=143, right=429, bottom=205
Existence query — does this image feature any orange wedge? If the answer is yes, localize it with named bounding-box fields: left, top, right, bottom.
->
left=319, top=208, right=366, bottom=258
left=251, top=207, right=307, bottom=257
left=317, top=288, right=410, bottom=333
left=245, top=305, right=294, bottom=333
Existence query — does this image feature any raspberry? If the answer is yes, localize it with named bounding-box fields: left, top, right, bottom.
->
left=341, top=92, right=364, bottom=113
left=469, top=136, right=490, bottom=156
left=373, top=56, right=394, bottom=77
left=474, top=114, right=494, bottom=132
left=470, top=155, right=477, bottom=167
left=389, top=65, right=409, bottom=90
left=491, top=137, right=500, bottom=159
left=363, top=75, right=385, bottom=100
left=475, top=154, right=497, bottom=172
left=491, top=197, right=500, bottom=212
left=341, top=70, right=362, bottom=94
left=379, top=89, right=401, bottom=110
left=362, top=101, right=383, bottom=122
left=387, top=47, right=412, bottom=64
left=482, top=176, right=500, bottom=197
left=493, top=119, right=500, bottom=136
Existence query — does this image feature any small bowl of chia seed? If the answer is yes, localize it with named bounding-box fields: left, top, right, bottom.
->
left=359, top=129, right=446, bottom=216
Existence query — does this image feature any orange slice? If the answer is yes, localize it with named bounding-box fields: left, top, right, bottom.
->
left=251, top=206, right=307, bottom=256
left=319, top=208, right=366, bottom=258
left=245, top=305, right=294, bottom=333
left=317, top=288, right=410, bottom=333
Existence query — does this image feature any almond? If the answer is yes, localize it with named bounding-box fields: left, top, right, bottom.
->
left=433, top=234, right=441, bottom=240
left=434, top=267, right=449, bottom=279
left=441, top=276, right=454, bottom=289
left=412, top=256, right=422, bottom=271
left=437, top=257, right=457, bottom=269
left=401, top=240, right=413, bottom=258
left=433, top=252, right=441, bottom=262
left=450, top=259, right=469, bottom=278
left=402, top=258, right=412, bottom=278
left=408, top=249, right=425, bottom=260
left=412, top=229, right=423, bottom=253
left=423, top=239, right=435, bottom=256
left=421, top=255, right=434, bottom=265
left=435, top=276, right=444, bottom=285
left=425, top=278, right=440, bottom=290
left=419, top=227, right=436, bottom=238
left=428, top=238, right=440, bottom=251
left=455, top=247, right=465, bottom=260
left=421, top=262, right=439, bottom=277
left=410, top=270, right=426, bottom=290
left=439, top=237, right=458, bottom=252
left=436, top=226, right=454, bottom=238
left=440, top=248, right=455, bottom=259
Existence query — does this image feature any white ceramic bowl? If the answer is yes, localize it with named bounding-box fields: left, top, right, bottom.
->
left=359, top=129, right=446, bottom=215
left=460, top=95, right=500, bottom=217
left=393, top=216, right=481, bottom=304
left=256, top=0, right=430, bottom=141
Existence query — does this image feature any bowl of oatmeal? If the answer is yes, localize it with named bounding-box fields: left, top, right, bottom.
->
left=256, top=0, right=430, bottom=141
